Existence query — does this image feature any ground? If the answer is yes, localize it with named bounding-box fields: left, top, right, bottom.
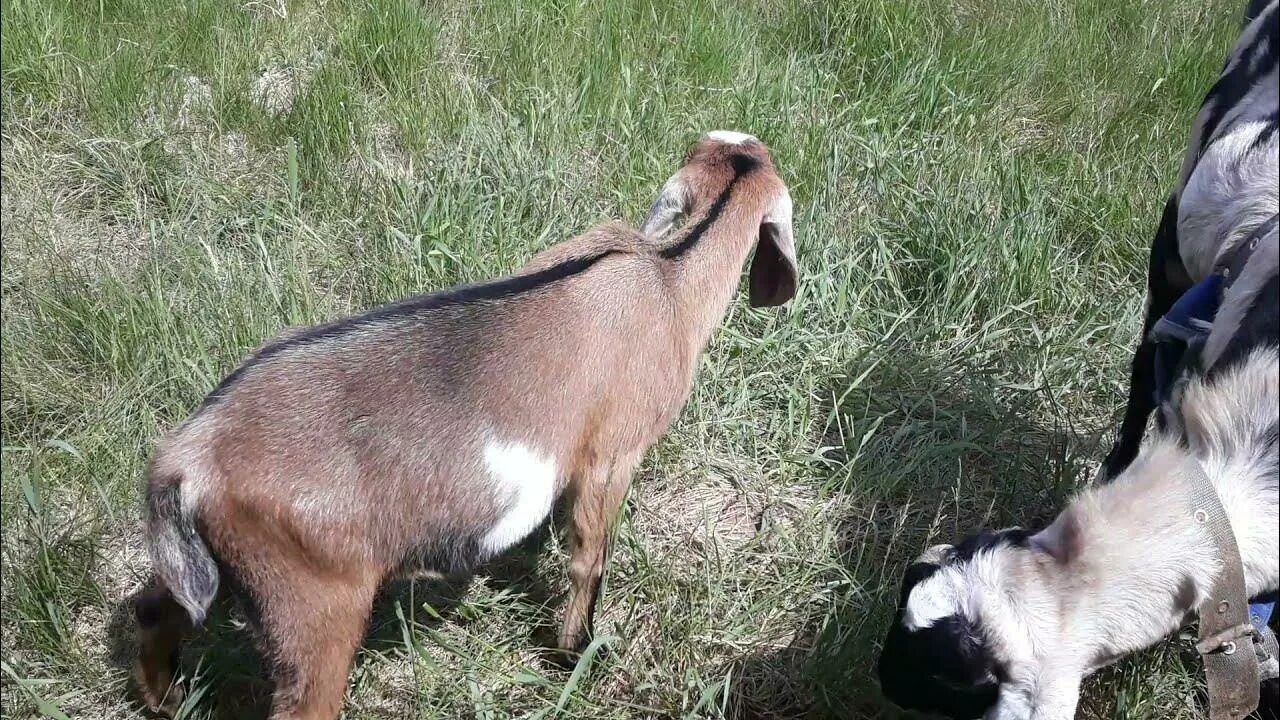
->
left=0, top=0, right=1250, bottom=718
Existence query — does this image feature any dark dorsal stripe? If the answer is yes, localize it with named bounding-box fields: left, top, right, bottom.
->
left=658, top=153, right=761, bottom=260
left=1249, top=107, right=1280, bottom=152
left=1196, top=4, right=1278, bottom=159
left=199, top=250, right=615, bottom=409
left=1246, top=0, right=1275, bottom=26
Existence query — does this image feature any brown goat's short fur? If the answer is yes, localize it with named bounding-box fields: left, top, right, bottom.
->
left=135, top=132, right=796, bottom=720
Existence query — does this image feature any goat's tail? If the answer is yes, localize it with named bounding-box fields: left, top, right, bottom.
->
left=144, top=467, right=219, bottom=626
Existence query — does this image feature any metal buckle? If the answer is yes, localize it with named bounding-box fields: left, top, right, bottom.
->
left=1196, top=623, right=1257, bottom=655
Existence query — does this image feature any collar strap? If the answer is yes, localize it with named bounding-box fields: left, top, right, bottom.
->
left=1182, top=460, right=1260, bottom=719
left=1214, top=212, right=1279, bottom=290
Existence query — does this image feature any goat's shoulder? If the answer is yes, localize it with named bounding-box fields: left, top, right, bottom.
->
left=520, top=222, right=648, bottom=275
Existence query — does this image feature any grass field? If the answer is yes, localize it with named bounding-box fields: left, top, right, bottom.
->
left=0, top=0, right=1250, bottom=717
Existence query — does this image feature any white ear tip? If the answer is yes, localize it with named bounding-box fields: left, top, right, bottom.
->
left=704, top=130, right=757, bottom=145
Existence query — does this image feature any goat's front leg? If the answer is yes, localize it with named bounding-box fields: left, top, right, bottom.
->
left=1030, top=675, right=1082, bottom=720
left=984, top=672, right=1080, bottom=720
left=557, top=458, right=635, bottom=658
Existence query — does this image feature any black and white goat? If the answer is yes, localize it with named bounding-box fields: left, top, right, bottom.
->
left=1104, top=0, right=1279, bottom=479
left=878, top=3, right=1279, bottom=719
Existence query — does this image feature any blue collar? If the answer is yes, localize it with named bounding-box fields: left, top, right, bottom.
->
left=1149, top=273, right=1223, bottom=408
left=1150, top=273, right=1223, bottom=347
left=1252, top=601, right=1275, bottom=634
left=1148, top=212, right=1278, bottom=404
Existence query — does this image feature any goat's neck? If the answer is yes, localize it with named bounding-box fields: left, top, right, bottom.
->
left=1036, top=444, right=1223, bottom=670
left=665, top=204, right=760, bottom=356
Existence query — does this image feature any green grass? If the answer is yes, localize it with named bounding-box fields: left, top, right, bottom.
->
left=0, top=0, right=1244, bottom=717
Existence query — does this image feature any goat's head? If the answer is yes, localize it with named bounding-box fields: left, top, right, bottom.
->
left=640, top=130, right=798, bottom=307
left=879, top=527, right=1062, bottom=719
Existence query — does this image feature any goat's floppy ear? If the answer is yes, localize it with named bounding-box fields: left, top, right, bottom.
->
left=749, top=189, right=798, bottom=307
left=640, top=173, right=688, bottom=239
left=918, top=543, right=955, bottom=566
left=1030, top=512, right=1079, bottom=564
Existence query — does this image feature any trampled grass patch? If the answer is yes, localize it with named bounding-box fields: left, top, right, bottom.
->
left=1, top=0, right=1243, bottom=717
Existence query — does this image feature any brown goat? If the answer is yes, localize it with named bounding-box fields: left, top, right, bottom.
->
left=134, top=130, right=798, bottom=720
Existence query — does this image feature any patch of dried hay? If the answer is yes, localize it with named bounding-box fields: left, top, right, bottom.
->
left=350, top=121, right=414, bottom=182
left=1, top=132, right=150, bottom=279
left=634, top=470, right=824, bottom=557
left=250, top=51, right=323, bottom=117
left=176, top=75, right=212, bottom=130
left=349, top=653, right=419, bottom=718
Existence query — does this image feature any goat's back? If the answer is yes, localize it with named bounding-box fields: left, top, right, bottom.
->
left=158, top=227, right=688, bottom=574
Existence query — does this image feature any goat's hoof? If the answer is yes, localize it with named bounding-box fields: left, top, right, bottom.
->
left=549, top=646, right=580, bottom=670
left=548, top=636, right=593, bottom=669
left=549, top=636, right=612, bottom=670
left=140, top=683, right=183, bottom=718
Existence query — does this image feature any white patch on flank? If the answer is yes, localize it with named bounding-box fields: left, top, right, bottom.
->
left=706, top=130, right=757, bottom=145
left=481, top=440, right=558, bottom=555
left=903, top=567, right=964, bottom=630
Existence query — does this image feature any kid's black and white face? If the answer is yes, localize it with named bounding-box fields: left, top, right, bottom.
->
left=879, top=543, right=1001, bottom=719
left=878, top=529, right=1075, bottom=720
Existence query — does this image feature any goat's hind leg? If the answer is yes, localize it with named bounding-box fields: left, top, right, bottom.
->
left=133, top=579, right=191, bottom=716
left=259, top=569, right=378, bottom=720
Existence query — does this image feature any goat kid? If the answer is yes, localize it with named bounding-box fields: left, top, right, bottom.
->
left=879, top=4, right=1279, bottom=719
left=133, top=131, right=797, bottom=720
left=877, top=338, right=1278, bottom=720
